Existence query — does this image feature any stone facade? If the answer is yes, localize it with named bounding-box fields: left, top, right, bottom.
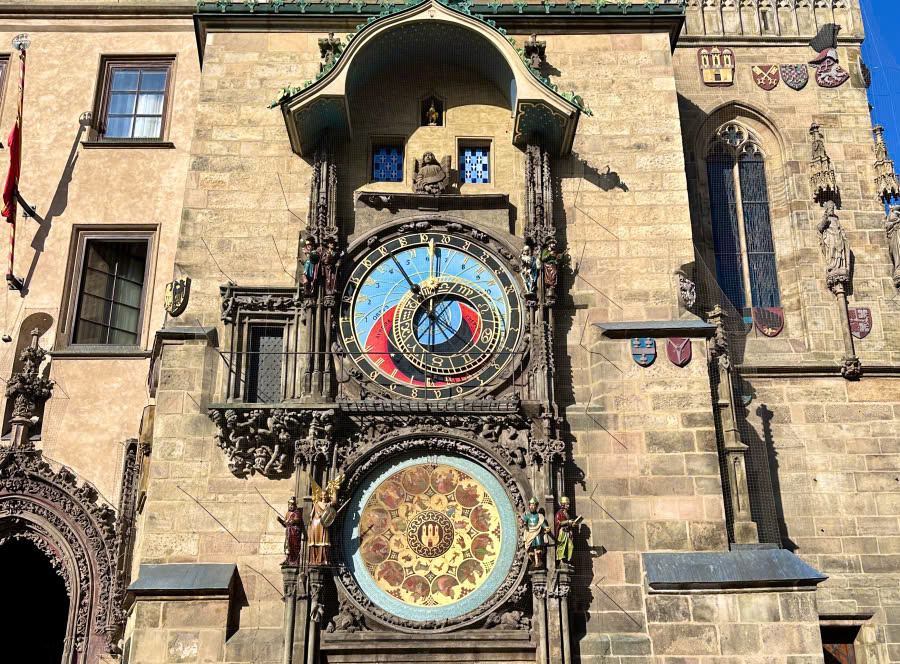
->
left=0, top=1, right=897, bottom=663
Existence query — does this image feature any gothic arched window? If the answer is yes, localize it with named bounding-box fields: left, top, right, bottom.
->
left=706, top=123, right=781, bottom=318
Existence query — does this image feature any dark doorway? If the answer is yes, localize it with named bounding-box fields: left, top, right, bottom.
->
left=0, top=537, right=70, bottom=663
left=822, top=625, right=861, bottom=664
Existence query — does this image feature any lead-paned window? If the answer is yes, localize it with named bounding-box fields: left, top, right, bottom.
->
left=247, top=326, right=284, bottom=403
left=73, top=240, right=149, bottom=345
left=460, top=144, right=490, bottom=184
left=706, top=123, right=781, bottom=319
left=372, top=143, right=404, bottom=182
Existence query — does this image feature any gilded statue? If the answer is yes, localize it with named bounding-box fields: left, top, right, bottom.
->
left=413, top=152, right=451, bottom=195
left=308, top=473, right=344, bottom=565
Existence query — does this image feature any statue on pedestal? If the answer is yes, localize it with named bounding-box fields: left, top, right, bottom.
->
left=278, top=497, right=304, bottom=566
left=521, top=243, right=540, bottom=297
left=555, top=496, right=581, bottom=565
left=302, top=236, right=321, bottom=296
left=817, top=201, right=850, bottom=290
left=308, top=474, right=344, bottom=565
left=521, top=496, right=551, bottom=569
left=886, top=205, right=900, bottom=288
left=321, top=236, right=344, bottom=298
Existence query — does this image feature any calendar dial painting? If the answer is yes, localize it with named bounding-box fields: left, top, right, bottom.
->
left=359, top=463, right=502, bottom=608
left=339, top=232, right=523, bottom=399
left=343, top=454, right=518, bottom=624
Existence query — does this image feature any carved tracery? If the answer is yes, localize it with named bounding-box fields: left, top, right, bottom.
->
left=0, top=448, right=124, bottom=660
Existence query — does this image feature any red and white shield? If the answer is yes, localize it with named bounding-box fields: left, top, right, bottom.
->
left=848, top=307, right=872, bottom=339
left=751, top=64, right=780, bottom=91
left=666, top=338, right=692, bottom=367
left=753, top=307, right=784, bottom=338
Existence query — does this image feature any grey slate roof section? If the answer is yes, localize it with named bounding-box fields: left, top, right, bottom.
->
left=643, top=550, right=827, bottom=591
left=593, top=320, right=717, bottom=339
left=128, top=563, right=238, bottom=596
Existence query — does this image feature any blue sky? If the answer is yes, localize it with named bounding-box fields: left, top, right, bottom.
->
left=861, top=0, right=900, bottom=204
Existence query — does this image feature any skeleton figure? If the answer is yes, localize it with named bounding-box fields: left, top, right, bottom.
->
left=413, top=152, right=452, bottom=194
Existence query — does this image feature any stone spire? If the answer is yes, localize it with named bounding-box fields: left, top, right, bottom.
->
left=873, top=124, right=900, bottom=203
left=5, top=328, right=54, bottom=449
left=809, top=123, right=837, bottom=204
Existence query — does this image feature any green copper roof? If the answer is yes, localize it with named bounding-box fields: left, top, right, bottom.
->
left=260, top=0, right=604, bottom=114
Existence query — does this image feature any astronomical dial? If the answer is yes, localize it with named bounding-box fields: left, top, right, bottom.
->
left=339, top=231, right=523, bottom=399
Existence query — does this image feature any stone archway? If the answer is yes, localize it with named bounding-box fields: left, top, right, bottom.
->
left=0, top=448, right=128, bottom=663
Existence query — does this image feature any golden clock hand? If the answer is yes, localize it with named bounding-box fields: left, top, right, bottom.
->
left=389, top=252, right=422, bottom=300
left=428, top=238, right=435, bottom=280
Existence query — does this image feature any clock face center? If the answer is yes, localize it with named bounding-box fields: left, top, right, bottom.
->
left=339, top=230, right=524, bottom=398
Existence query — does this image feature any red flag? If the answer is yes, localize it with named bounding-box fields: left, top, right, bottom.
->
left=2, top=49, right=24, bottom=220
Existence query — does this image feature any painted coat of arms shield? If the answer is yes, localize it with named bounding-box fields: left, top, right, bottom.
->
left=631, top=338, right=656, bottom=367
left=164, top=277, right=191, bottom=317
left=848, top=307, right=872, bottom=339
left=752, top=307, right=784, bottom=338
left=780, top=64, right=809, bottom=91
left=751, top=65, right=780, bottom=91
left=666, top=338, right=692, bottom=367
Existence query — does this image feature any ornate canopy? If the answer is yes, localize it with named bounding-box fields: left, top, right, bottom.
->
left=274, top=0, right=585, bottom=156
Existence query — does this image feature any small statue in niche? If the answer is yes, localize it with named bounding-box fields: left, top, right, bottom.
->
left=555, top=496, right=582, bottom=565
left=278, top=496, right=304, bottom=566
left=421, top=96, right=443, bottom=127
left=321, top=236, right=344, bottom=297
left=817, top=201, right=850, bottom=288
left=886, top=206, right=900, bottom=288
left=308, top=474, right=344, bottom=565
left=521, top=496, right=551, bottom=569
left=523, top=34, right=546, bottom=71
left=521, top=242, right=541, bottom=298
left=301, top=236, right=321, bottom=296
left=413, top=152, right=452, bottom=195
left=541, top=238, right=568, bottom=296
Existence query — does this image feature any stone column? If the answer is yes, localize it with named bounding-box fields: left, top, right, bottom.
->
left=707, top=307, right=759, bottom=544
left=530, top=568, right=548, bottom=664
left=305, top=566, right=328, bottom=664
left=550, top=563, right=573, bottom=664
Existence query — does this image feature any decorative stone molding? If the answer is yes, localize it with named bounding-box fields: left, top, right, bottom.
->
left=208, top=407, right=336, bottom=478
left=5, top=328, right=54, bottom=448
left=809, top=123, right=837, bottom=204
left=873, top=125, right=900, bottom=203
left=220, top=287, right=303, bottom=325
left=0, top=448, right=123, bottom=659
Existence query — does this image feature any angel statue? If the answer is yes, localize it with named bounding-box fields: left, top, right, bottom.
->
left=308, top=473, right=344, bottom=565
left=413, top=152, right=451, bottom=195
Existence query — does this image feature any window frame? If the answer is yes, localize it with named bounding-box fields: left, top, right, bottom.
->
left=369, top=136, right=406, bottom=184
left=457, top=137, right=493, bottom=187
left=88, top=55, right=176, bottom=148
left=0, top=54, right=11, bottom=124
left=58, top=226, right=157, bottom=352
left=704, top=122, right=782, bottom=323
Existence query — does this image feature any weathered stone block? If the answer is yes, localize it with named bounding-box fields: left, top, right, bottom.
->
left=648, top=624, right=718, bottom=655
left=646, top=595, right=691, bottom=623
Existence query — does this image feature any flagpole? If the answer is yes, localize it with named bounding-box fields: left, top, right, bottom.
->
left=4, top=34, right=28, bottom=292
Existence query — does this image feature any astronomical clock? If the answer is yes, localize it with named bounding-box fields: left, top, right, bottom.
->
left=212, top=138, right=570, bottom=658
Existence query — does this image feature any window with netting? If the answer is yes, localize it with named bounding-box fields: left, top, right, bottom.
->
left=705, top=123, right=781, bottom=322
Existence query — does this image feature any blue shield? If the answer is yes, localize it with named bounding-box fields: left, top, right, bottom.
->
left=631, top=338, right=656, bottom=367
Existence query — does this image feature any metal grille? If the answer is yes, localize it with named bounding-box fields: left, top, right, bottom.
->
left=460, top=147, right=490, bottom=183
left=247, top=326, right=284, bottom=403
left=372, top=145, right=403, bottom=182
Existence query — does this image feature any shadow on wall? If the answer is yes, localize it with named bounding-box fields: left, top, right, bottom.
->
left=20, top=113, right=91, bottom=296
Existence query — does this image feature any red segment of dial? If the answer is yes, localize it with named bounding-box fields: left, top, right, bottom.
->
left=364, top=301, right=482, bottom=387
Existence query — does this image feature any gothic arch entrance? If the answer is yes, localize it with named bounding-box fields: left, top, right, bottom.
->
left=0, top=536, right=70, bottom=662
